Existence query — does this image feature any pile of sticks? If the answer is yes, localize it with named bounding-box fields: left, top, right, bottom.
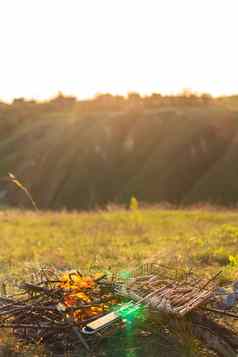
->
left=0, top=268, right=118, bottom=353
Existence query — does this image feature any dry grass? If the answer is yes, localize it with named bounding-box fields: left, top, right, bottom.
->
left=0, top=207, right=238, bottom=282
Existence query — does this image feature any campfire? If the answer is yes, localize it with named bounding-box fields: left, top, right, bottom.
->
left=0, top=264, right=238, bottom=356
left=0, top=268, right=120, bottom=353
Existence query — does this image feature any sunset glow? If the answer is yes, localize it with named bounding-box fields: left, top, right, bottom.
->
left=0, top=0, right=238, bottom=101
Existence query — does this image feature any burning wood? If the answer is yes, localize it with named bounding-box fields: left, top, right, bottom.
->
left=0, top=265, right=238, bottom=356
left=0, top=268, right=119, bottom=353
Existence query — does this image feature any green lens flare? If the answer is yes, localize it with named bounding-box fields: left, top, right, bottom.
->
left=115, top=303, right=145, bottom=324
left=119, top=271, right=133, bottom=280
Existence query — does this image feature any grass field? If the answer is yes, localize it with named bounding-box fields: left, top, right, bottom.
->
left=1, top=206, right=238, bottom=356
left=1, top=206, right=238, bottom=281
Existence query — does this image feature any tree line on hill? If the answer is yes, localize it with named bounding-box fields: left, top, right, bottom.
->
left=0, top=92, right=238, bottom=210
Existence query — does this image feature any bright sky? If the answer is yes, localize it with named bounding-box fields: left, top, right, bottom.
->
left=0, top=0, right=238, bottom=101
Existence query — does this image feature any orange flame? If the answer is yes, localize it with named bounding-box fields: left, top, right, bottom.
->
left=58, top=271, right=114, bottom=323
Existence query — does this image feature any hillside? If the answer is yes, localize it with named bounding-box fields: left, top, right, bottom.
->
left=0, top=94, right=238, bottom=209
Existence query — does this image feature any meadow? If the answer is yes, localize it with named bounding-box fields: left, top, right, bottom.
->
left=1, top=206, right=238, bottom=283
left=1, top=206, right=238, bottom=356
